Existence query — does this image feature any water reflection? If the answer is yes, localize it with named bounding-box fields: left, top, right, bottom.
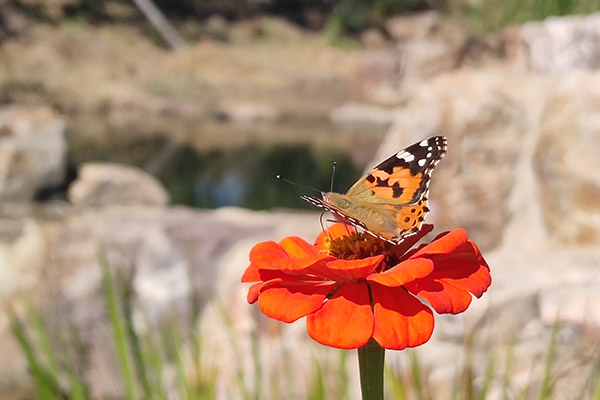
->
left=196, top=171, right=246, bottom=207
left=159, top=143, right=361, bottom=209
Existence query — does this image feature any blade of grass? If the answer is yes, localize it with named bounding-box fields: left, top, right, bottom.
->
left=385, top=363, right=408, bottom=400
left=163, top=317, right=191, bottom=400
left=9, top=308, right=63, bottom=398
left=594, top=373, right=600, bottom=400
left=309, top=358, right=325, bottom=400
left=117, top=267, right=154, bottom=398
left=502, top=340, right=516, bottom=400
left=66, top=367, right=88, bottom=400
left=336, top=349, right=348, bottom=400
left=408, top=350, right=428, bottom=400
left=217, top=302, right=252, bottom=400
left=100, top=253, right=138, bottom=400
left=537, top=321, right=560, bottom=400
left=280, top=333, right=296, bottom=400
left=476, top=353, right=497, bottom=400
left=251, top=321, right=262, bottom=400
left=26, top=301, right=60, bottom=373
left=139, top=317, right=167, bottom=400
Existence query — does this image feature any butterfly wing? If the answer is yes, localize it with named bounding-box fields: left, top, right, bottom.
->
left=302, top=136, right=447, bottom=243
left=346, top=136, right=447, bottom=203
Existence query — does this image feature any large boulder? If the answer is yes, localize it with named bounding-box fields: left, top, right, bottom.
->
left=0, top=106, right=67, bottom=202
left=519, top=12, right=600, bottom=72
left=67, top=162, right=170, bottom=207
left=373, top=69, right=600, bottom=251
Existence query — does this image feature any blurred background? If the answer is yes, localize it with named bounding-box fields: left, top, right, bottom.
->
left=1, top=0, right=600, bottom=399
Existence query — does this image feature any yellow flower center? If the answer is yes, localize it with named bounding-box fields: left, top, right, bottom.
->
left=322, top=232, right=394, bottom=261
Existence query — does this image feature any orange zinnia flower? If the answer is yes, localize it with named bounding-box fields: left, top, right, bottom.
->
left=242, top=224, right=491, bottom=350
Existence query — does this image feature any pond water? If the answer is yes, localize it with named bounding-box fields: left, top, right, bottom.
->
left=69, top=134, right=370, bottom=210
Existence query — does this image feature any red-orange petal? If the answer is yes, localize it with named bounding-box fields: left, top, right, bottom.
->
left=404, top=278, right=474, bottom=314
left=433, top=258, right=491, bottom=298
left=249, top=241, right=290, bottom=269
left=249, top=238, right=335, bottom=276
left=247, top=282, right=264, bottom=304
left=371, top=284, right=434, bottom=350
left=279, top=236, right=321, bottom=258
left=314, top=223, right=356, bottom=250
left=306, top=283, right=373, bottom=349
left=367, top=258, right=433, bottom=287
left=243, top=263, right=313, bottom=283
left=405, top=258, right=491, bottom=314
left=246, top=278, right=286, bottom=304
left=392, top=224, right=434, bottom=258
left=411, top=229, right=468, bottom=258
left=241, top=263, right=261, bottom=282
left=257, top=281, right=336, bottom=323
left=320, top=255, right=384, bottom=280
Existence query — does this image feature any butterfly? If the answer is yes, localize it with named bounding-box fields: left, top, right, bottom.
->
left=302, top=136, right=447, bottom=244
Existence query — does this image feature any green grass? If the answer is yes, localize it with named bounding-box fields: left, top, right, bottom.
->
left=9, top=257, right=600, bottom=399
left=448, top=0, right=600, bottom=33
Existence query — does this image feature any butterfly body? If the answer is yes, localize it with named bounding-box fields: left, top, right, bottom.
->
left=302, top=136, right=447, bottom=243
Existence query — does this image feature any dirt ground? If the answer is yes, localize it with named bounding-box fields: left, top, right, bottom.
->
left=0, top=18, right=373, bottom=155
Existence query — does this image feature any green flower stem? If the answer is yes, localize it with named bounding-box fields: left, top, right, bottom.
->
left=358, top=339, right=385, bottom=400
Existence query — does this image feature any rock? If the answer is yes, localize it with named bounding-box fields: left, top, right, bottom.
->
left=202, top=14, right=230, bottom=42
left=0, top=201, right=599, bottom=398
left=14, top=0, right=82, bottom=21
left=67, top=163, right=169, bottom=207
left=534, top=77, right=600, bottom=245
left=372, top=69, right=600, bottom=250
left=357, top=49, right=404, bottom=104
left=396, top=39, right=459, bottom=92
left=229, top=17, right=304, bottom=43
left=462, top=12, right=600, bottom=72
left=519, top=12, right=600, bottom=72
left=0, top=106, right=67, bottom=202
left=385, top=11, right=442, bottom=42
left=0, top=205, right=325, bottom=398
left=213, top=101, right=281, bottom=123
left=0, top=217, right=44, bottom=297
left=360, top=28, right=388, bottom=49
left=358, top=39, right=459, bottom=105
left=330, top=102, right=396, bottom=128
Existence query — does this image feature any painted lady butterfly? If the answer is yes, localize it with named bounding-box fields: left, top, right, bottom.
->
left=302, top=136, right=447, bottom=243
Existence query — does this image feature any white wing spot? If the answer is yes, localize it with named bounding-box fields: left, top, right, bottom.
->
left=426, top=152, right=432, bottom=158
left=418, top=158, right=426, bottom=167
left=419, top=139, right=429, bottom=147
left=397, top=151, right=415, bottom=162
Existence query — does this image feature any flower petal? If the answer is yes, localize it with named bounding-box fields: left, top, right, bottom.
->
left=249, top=238, right=334, bottom=276
left=247, top=278, right=287, bottom=304
left=258, top=281, right=337, bottom=323
left=306, top=283, right=373, bottom=349
left=314, top=223, right=356, bottom=249
left=247, top=282, right=263, bottom=304
left=321, top=255, right=384, bottom=280
left=405, top=235, right=491, bottom=314
left=405, top=278, right=474, bottom=314
left=279, top=236, right=321, bottom=258
left=249, top=241, right=289, bottom=269
left=411, top=229, right=468, bottom=258
left=241, top=263, right=261, bottom=282
left=367, top=258, right=433, bottom=287
left=393, top=224, right=434, bottom=258
left=371, top=284, right=434, bottom=350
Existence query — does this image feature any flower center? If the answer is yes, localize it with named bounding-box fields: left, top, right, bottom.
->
left=323, top=231, right=394, bottom=261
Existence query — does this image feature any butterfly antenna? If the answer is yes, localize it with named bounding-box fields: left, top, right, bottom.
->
left=330, top=161, right=337, bottom=192
left=276, top=175, right=322, bottom=194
